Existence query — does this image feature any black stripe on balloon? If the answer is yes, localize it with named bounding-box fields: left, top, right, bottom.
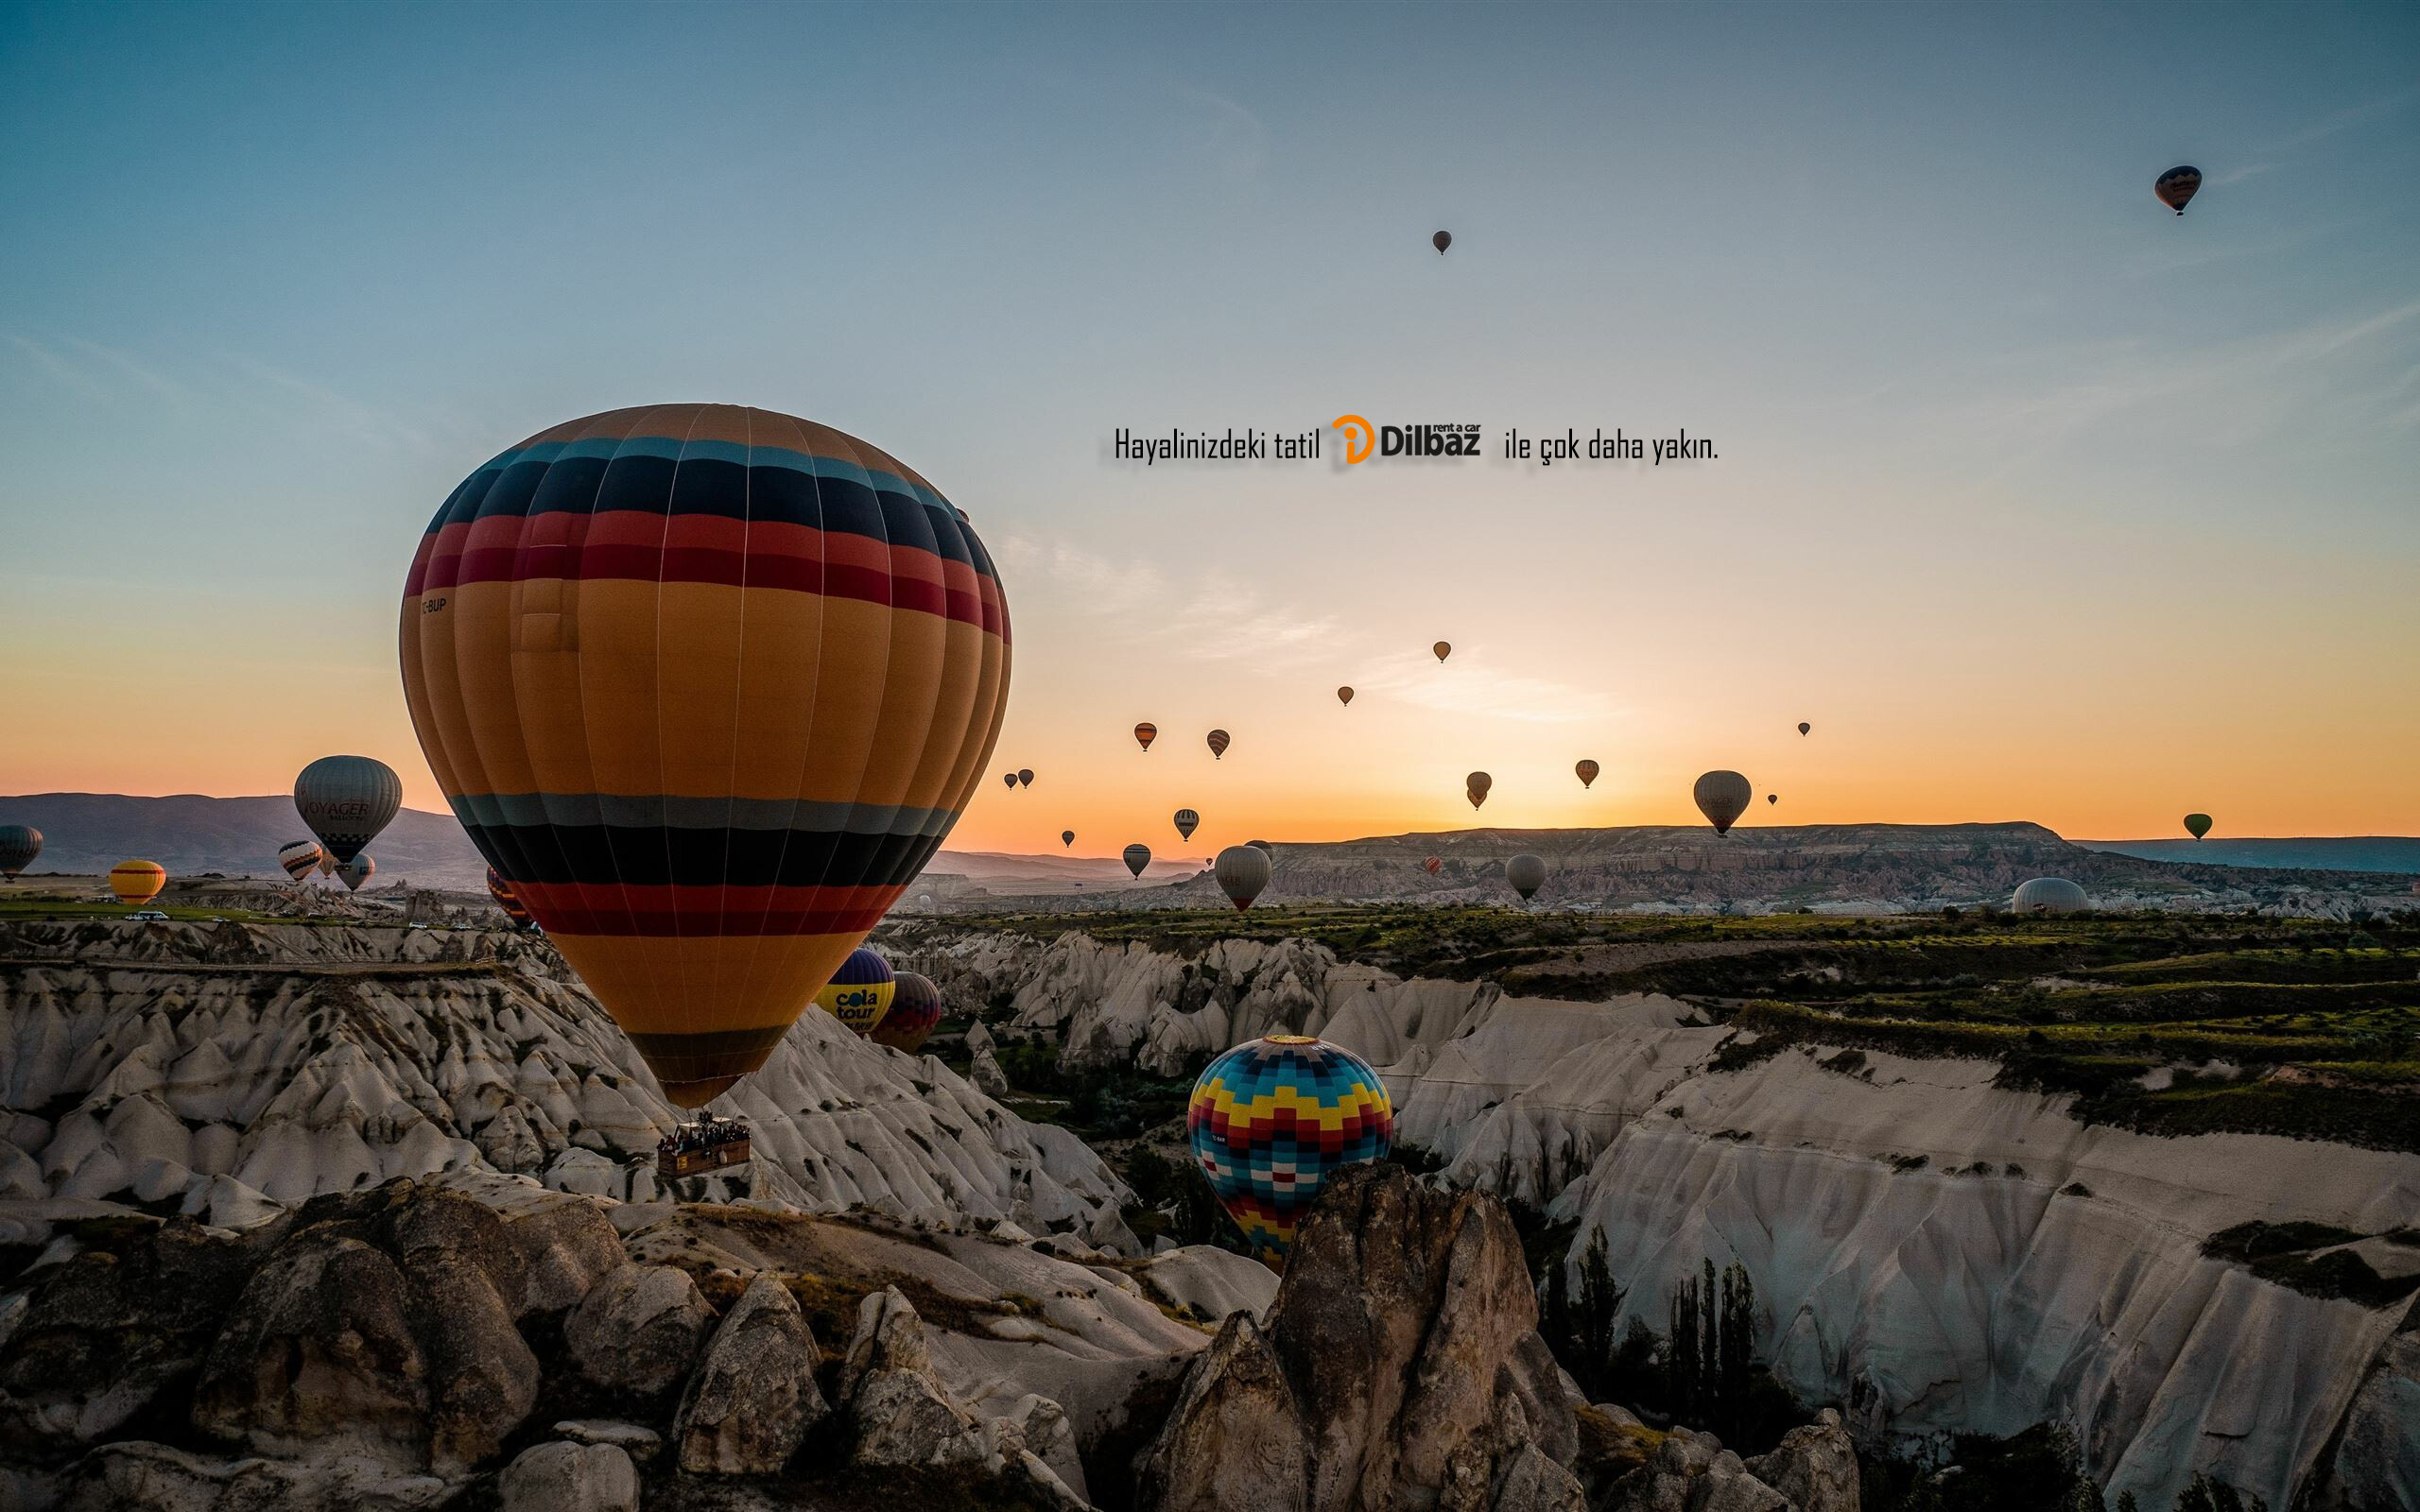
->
left=473, top=823, right=942, bottom=890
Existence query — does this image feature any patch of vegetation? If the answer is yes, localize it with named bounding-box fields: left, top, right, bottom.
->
left=2202, top=1221, right=2419, bottom=1307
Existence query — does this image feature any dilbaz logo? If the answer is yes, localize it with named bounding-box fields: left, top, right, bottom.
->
left=1330, top=415, right=1479, bottom=463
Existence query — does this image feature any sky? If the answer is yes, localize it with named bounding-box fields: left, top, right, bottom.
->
left=3, top=1, right=2416, bottom=856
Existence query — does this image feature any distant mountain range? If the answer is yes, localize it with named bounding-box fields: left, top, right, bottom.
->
left=2073, top=836, right=2420, bottom=874
left=0, top=794, right=1203, bottom=894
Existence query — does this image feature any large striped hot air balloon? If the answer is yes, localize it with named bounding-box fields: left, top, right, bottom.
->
left=0, top=825, right=43, bottom=882
left=294, top=756, right=402, bottom=865
left=487, top=866, right=533, bottom=927
left=814, top=946, right=896, bottom=1036
left=110, top=860, right=166, bottom=905
left=276, top=840, right=323, bottom=882
left=337, top=854, right=375, bottom=892
left=1173, top=808, right=1200, bottom=841
left=1188, top=1035, right=1392, bottom=1265
left=400, top=404, right=1010, bottom=1108
left=870, top=971, right=943, bottom=1054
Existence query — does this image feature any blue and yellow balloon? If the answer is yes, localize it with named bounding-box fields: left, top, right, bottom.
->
left=1186, top=1035, right=1392, bottom=1266
left=815, top=947, right=896, bottom=1036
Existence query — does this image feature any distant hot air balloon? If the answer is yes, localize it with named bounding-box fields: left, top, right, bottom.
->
left=276, top=840, right=323, bottom=883
left=487, top=866, right=533, bottom=927
left=1206, top=730, right=1230, bottom=761
left=871, top=971, right=943, bottom=1054
left=337, top=854, right=375, bottom=892
left=294, top=755, right=402, bottom=866
left=1018, top=768, right=1033, bottom=788
left=1062, top=830, right=1075, bottom=848
left=1134, top=722, right=1158, bottom=752
left=1506, top=853, right=1547, bottom=902
left=1003, top=772, right=1017, bottom=789
left=0, top=825, right=42, bottom=882
left=1337, top=687, right=1354, bottom=706
left=1694, top=770, right=1752, bottom=835
left=110, top=860, right=165, bottom=906
left=1798, top=722, right=1810, bottom=737
left=1767, top=794, right=1778, bottom=806
left=401, top=404, right=1011, bottom=1108
left=318, top=854, right=337, bottom=877
left=1174, top=808, right=1201, bottom=841
left=2155, top=165, right=2202, bottom=215
left=814, top=947, right=896, bottom=1036
left=1123, top=843, right=1151, bottom=878
left=1466, top=771, right=1491, bottom=810
left=1433, top=641, right=1452, bottom=662
left=2185, top=813, right=2213, bottom=840
left=1247, top=838, right=1272, bottom=854
left=1214, top=843, right=1271, bottom=911
left=1575, top=760, right=1599, bottom=790
left=1424, top=856, right=1443, bottom=875
left=1189, top=1035, right=1392, bottom=1265
left=1432, top=231, right=1451, bottom=255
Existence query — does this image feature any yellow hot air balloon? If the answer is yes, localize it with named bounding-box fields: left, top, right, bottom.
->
left=110, top=860, right=166, bottom=905
left=401, top=405, right=1010, bottom=1108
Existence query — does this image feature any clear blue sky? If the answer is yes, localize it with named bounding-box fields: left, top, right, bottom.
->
left=4, top=2, right=2416, bottom=840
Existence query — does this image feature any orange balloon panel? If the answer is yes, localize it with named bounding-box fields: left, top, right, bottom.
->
left=400, top=405, right=1010, bottom=1106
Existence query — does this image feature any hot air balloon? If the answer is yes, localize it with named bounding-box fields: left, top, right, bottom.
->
left=2185, top=813, right=2213, bottom=840
left=1337, top=687, right=1354, bottom=706
left=1433, top=641, right=1451, bottom=662
left=1017, top=768, right=1033, bottom=788
left=1122, top=843, right=1151, bottom=878
left=2155, top=165, right=2201, bottom=215
left=1174, top=809, right=1201, bottom=841
left=813, top=946, right=896, bottom=1036
left=337, top=854, right=376, bottom=892
left=276, top=840, right=323, bottom=882
left=2011, top=877, right=2090, bottom=915
left=1693, top=770, right=1752, bottom=835
left=871, top=971, right=943, bottom=1053
left=1062, top=830, right=1075, bottom=848
left=1134, top=722, right=1158, bottom=752
left=1214, top=843, right=1271, bottom=911
left=1247, top=838, right=1272, bottom=854
left=110, top=860, right=165, bottom=906
left=1798, top=722, right=1810, bottom=736
left=1767, top=794, right=1778, bottom=805
left=1206, top=730, right=1230, bottom=761
left=1424, top=856, right=1443, bottom=875
left=1432, top=231, right=1451, bottom=255
left=0, top=826, right=42, bottom=882
left=1575, top=760, right=1599, bottom=790
left=1506, top=853, right=1546, bottom=902
left=400, top=404, right=1011, bottom=1108
left=1003, top=772, right=1017, bottom=789
left=294, top=755, right=402, bottom=866
left=487, top=866, right=533, bottom=927
left=1188, top=1035, right=1392, bottom=1265
left=318, top=854, right=337, bottom=877
left=1466, top=771, right=1491, bottom=810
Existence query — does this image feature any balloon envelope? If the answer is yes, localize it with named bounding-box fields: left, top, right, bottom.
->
left=1798, top=722, right=1810, bottom=736
left=1122, top=843, right=1151, bottom=878
left=1188, top=1035, right=1392, bottom=1265
left=277, top=840, right=323, bottom=882
left=1017, top=768, right=1033, bottom=787
left=400, top=404, right=1010, bottom=1107
left=337, top=854, right=375, bottom=892
left=2185, top=813, right=2213, bottom=840
left=1424, top=856, right=1442, bottom=875
left=1694, top=770, right=1752, bottom=835
left=1337, top=686, right=1353, bottom=706
left=1062, top=830, right=1075, bottom=848
left=110, top=860, right=165, bottom=905
left=1433, top=641, right=1451, bottom=662
left=487, top=866, right=533, bottom=926
left=2012, top=877, right=2090, bottom=915
left=1432, top=231, right=1451, bottom=254
left=1174, top=808, right=1200, bottom=841
left=1003, top=772, right=1016, bottom=789
left=0, top=825, right=42, bottom=880
left=1206, top=730, right=1230, bottom=760
left=1575, top=760, right=1599, bottom=789
left=814, top=947, right=897, bottom=1036
left=870, top=971, right=943, bottom=1053
left=1506, top=853, right=1546, bottom=901
left=294, top=755, right=402, bottom=866
left=1133, top=722, right=1157, bottom=751
left=2155, top=165, right=2201, bottom=215
left=1214, top=843, right=1271, bottom=911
